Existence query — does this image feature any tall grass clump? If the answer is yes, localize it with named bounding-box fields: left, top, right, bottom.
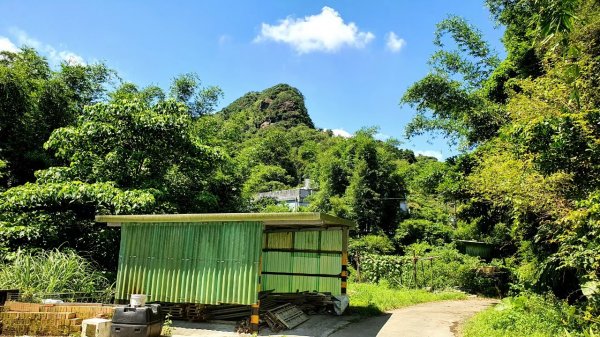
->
left=0, top=249, right=110, bottom=299
left=463, top=293, right=598, bottom=337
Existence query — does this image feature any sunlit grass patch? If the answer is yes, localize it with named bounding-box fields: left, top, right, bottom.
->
left=347, top=281, right=467, bottom=316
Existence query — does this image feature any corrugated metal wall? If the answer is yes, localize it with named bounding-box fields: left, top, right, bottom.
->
left=262, top=230, right=342, bottom=294
left=116, top=221, right=263, bottom=305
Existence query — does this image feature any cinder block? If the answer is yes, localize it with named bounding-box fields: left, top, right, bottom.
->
left=82, top=318, right=112, bottom=337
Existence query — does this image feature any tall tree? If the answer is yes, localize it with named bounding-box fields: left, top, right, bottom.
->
left=0, top=48, right=115, bottom=188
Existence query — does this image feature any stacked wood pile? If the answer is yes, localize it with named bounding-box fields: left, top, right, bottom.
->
left=235, top=291, right=333, bottom=332
left=206, top=304, right=250, bottom=320
left=159, top=303, right=187, bottom=320
left=263, top=303, right=308, bottom=332
left=0, top=301, right=115, bottom=336
left=263, top=291, right=333, bottom=314
left=185, top=304, right=205, bottom=321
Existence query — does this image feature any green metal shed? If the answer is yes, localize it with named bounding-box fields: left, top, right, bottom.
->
left=455, top=240, right=494, bottom=260
left=96, top=213, right=354, bottom=309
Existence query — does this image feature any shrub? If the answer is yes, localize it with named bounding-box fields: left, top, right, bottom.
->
left=357, top=244, right=499, bottom=294
left=463, top=293, right=597, bottom=337
left=395, top=219, right=453, bottom=250
left=349, top=234, right=395, bottom=256
left=0, top=249, right=111, bottom=300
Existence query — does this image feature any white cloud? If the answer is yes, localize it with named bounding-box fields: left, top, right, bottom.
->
left=0, top=36, right=18, bottom=53
left=255, top=6, right=375, bottom=54
left=331, top=128, right=352, bottom=138
left=414, top=150, right=444, bottom=161
left=375, top=133, right=390, bottom=141
left=9, top=28, right=85, bottom=65
left=386, top=32, right=406, bottom=53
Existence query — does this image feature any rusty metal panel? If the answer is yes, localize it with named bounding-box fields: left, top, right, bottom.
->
left=116, top=221, right=263, bottom=305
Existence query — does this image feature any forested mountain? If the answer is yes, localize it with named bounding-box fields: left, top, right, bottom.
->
left=219, top=83, right=314, bottom=130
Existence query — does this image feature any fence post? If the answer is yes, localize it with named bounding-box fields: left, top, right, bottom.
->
left=412, top=251, right=417, bottom=288
left=356, top=252, right=361, bottom=283
left=430, top=258, right=434, bottom=289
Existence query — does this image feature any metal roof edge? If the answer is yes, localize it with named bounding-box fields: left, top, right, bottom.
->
left=95, top=212, right=356, bottom=228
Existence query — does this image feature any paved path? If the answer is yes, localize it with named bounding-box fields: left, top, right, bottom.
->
left=330, top=298, right=498, bottom=337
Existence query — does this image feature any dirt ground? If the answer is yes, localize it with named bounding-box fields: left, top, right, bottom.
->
left=330, top=298, right=499, bottom=337
left=170, top=298, right=498, bottom=337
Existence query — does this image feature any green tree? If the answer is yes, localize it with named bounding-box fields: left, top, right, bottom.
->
left=311, top=129, right=405, bottom=235
left=0, top=90, right=239, bottom=269
left=169, top=73, right=224, bottom=117
left=0, top=48, right=116, bottom=188
left=401, top=16, right=506, bottom=147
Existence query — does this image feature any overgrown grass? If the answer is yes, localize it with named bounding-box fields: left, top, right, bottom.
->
left=0, top=249, right=110, bottom=300
left=462, top=293, right=598, bottom=337
left=347, top=281, right=467, bottom=316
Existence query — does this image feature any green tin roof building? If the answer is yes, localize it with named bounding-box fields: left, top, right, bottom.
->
left=96, top=213, right=354, bottom=307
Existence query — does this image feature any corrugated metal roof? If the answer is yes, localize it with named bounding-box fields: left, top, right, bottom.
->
left=96, top=212, right=355, bottom=228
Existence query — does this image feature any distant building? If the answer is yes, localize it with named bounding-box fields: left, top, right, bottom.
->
left=255, top=179, right=315, bottom=211
left=399, top=198, right=409, bottom=213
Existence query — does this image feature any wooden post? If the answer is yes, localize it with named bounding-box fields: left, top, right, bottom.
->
left=412, top=251, right=417, bottom=288
left=356, top=252, right=361, bottom=283
left=250, top=301, right=260, bottom=332
left=430, top=258, right=434, bottom=289
left=341, top=227, right=349, bottom=295
left=251, top=252, right=263, bottom=333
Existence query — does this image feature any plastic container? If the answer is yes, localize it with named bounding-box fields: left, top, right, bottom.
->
left=130, top=294, right=147, bottom=307
left=111, top=322, right=161, bottom=337
left=112, top=305, right=162, bottom=325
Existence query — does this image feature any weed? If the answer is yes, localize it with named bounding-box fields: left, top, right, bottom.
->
left=161, top=313, right=173, bottom=337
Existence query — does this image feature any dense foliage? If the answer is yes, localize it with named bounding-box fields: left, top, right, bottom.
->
left=356, top=244, right=496, bottom=295
left=0, top=48, right=115, bottom=189
left=399, top=0, right=600, bottom=328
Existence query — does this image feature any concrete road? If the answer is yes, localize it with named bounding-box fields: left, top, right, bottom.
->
left=330, top=298, right=498, bottom=337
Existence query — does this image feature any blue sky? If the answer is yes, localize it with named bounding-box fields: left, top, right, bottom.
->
left=0, top=1, right=505, bottom=160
